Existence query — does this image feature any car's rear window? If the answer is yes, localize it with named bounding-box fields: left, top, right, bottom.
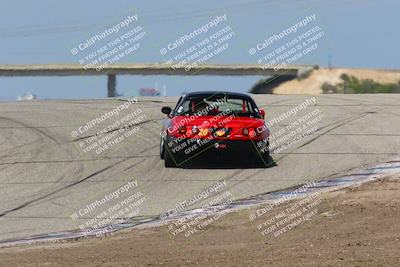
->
left=175, top=95, right=260, bottom=118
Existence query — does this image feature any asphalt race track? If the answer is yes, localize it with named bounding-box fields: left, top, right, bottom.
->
left=0, top=94, right=399, bottom=242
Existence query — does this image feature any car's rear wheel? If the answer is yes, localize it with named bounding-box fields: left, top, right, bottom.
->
left=255, top=142, right=270, bottom=167
left=164, top=148, right=178, bottom=168
left=260, top=141, right=270, bottom=166
left=160, top=137, right=165, bottom=159
left=260, top=150, right=270, bottom=166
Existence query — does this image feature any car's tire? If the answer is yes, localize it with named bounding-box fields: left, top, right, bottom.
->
left=160, top=137, right=165, bottom=159
left=260, top=150, right=270, bottom=166
left=260, top=140, right=270, bottom=167
left=164, top=148, right=178, bottom=168
left=255, top=142, right=270, bottom=167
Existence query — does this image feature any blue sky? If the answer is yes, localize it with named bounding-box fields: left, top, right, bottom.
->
left=0, top=0, right=399, bottom=100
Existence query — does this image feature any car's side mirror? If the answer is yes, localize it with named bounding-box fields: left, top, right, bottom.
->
left=161, top=106, right=172, bottom=115
left=259, top=109, right=266, bottom=119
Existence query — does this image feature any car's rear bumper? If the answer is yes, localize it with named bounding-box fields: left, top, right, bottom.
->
left=164, top=136, right=268, bottom=162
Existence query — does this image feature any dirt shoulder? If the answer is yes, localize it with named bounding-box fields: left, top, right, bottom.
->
left=1, top=174, right=400, bottom=267
left=273, top=67, right=400, bottom=94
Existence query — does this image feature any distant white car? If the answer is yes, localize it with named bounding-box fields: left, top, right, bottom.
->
left=17, top=92, right=37, bottom=101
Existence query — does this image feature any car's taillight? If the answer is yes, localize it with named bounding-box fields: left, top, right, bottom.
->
left=178, top=126, right=187, bottom=135
left=243, top=127, right=257, bottom=138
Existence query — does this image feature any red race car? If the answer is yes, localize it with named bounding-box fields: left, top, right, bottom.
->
left=160, top=91, right=270, bottom=168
